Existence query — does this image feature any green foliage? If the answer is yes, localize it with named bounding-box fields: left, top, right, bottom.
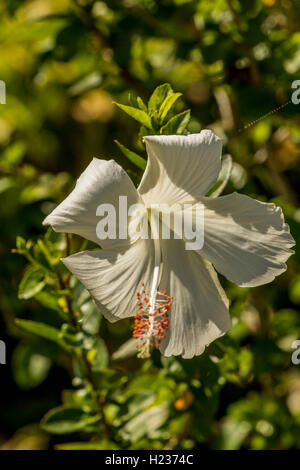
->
left=15, top=320, right=73, bottom=352
left=114, top=140, right=146, bottom=171
left=0, top=0, right=299, bottom=451
left=18, top=266, right=46, bottom=300
left=160, top=110, right=191, bottom=135
left=117, top=85, right=189, bottom=135
left=41, top=406, right=100, bottom=435
left=12, top=341, right=52, bottom=390
left=114, top=103, right=153, bottom=130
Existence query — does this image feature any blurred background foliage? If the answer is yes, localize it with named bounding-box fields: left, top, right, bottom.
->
left=0, top=0, right=299, bottom=451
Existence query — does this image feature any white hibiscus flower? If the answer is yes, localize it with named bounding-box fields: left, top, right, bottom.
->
left=43, top=130, right=295, bottom=359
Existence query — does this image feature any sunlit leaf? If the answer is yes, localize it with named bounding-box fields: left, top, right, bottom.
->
left=114, top=140, right=146, bottom=170
left=41, top=406, right=100, bottom=434
left=160, top=110, right=191, bottom=135
left=55, top=440, right=120, bottom=450
left=137, top=96, right=147, bottom=112
left=148, top=83, right=172, bottom=113
left=114, top=103, right=152, bottom=129
left=87, top=338, right=109, bottom=371
left=18, top=266, right=46, bottom=300
left=158, top=92, right=182, bottom=122
left=119, top=403, right=169, bottom=442
left=15, top=319, right=71, bottom=352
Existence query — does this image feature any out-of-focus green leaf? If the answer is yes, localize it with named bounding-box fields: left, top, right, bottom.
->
left=121, top=391, right=155, bottom=422
left=218, top=418, right=251, bottom=450
left=16, top=236, right=29, bottom=252
left=112, top=338, right=138, bottom=361
left=55, top=440, right=120, bottom=450
left=87, top=338, right=109, bottom=371
left=62, top=388, right=97, bottom=411
left=119, top=403, right=169, bottom=442
left=15, top=319, right=71, bottom=352
left=128, top=93, right=139, bottom=108
left=12, top=342, right=52, bottom=390
left=59, top=324, right=84, bottom=348
left=41, top=406, right=100, bottom=434
left=1, top=140, right=26, bottom=168
left=81, top=299, right=101, bottom=335
left=93, top=368, right=125, bottom=390
left=35, top=287, right=66, bottom=316
left=289, top=276, right=300, bottom=304
left=18, top=266, right=46, bottom=300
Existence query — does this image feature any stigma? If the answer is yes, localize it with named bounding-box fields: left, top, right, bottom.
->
left=133, top=282, right=173, bottom=358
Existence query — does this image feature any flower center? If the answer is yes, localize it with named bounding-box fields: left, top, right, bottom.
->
left=133, top=283, right=172, bottom=358
left=132, top=213, right=172, bottom=358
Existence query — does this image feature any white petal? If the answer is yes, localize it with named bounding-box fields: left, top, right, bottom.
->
left=138, top=130, right=222, bottom=206
left=43, top=158, right=142, bottom=249
left=200, top=193, right=295, bottom=287
left=61, top=238, right=155, bottom=322
left=159, top=238, right=231, bottom=359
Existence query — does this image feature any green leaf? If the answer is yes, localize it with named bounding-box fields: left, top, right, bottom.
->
left=137, top=96, right=147, bottom=112
left=62, top=388, right=96, bottom=411
left=71, top=278, right=91, bottom=309
left=114, top=103, right=152, bottom=129
left=114, top=140, right=146, bottom=170
left=68, top=72, right=102, bottom=96
left=1, top=140, right=26, bottom=168
left=33, top=240, right=55, bottom=270
left=81, top=299, right=102, bottom=335
left=59, top=324, right=84, bottom=348
left=160, top=110, right=191, bottom=135
left=12, top=342, right=52, bottom=390
left=112, top=338, right=138, bottom=361
left=87, top=338, right=109, bottom=371
left=55, top=440, right=120, bottom=450
left=158, top=92, right=182, bottom=122
left=41, top=406, right=100, bottom=434
left=119, top=403, right=169, bottom=442
left=16, top=236, right=26, bottom=251
left=128, top=93, right=139, bottom=108
left=238, top=348, right=254, bottom=379
left=219, top=418, right=251, bottom=450
left=207, top=154, right=232, bottom=197
left=289, top=276, right=300, bottom=304
left=92, top=368, right=124, bottom=390
left=15, top=319, right=71, bottom=352
left=148, top=83, right=172, bottom=113
left=34, top=287, right=66, bottom=316
left=139, top=125, right=154, bottom=140
left=121, top=391, right=155, bottom=422
left=18, top=266, right=46, bottom=300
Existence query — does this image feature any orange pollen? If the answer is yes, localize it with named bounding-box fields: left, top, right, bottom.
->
left=132, top=282, right=173, bottom=358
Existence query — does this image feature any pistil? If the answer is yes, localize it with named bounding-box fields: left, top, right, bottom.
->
left=133, top=215, right=172, bottom=358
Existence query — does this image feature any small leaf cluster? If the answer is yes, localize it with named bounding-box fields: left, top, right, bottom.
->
left=114, top=83, right=191, bottom=171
